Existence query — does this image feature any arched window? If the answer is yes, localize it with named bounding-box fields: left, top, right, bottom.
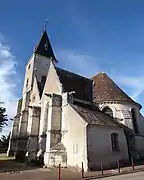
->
left=131, top=109, right=138, bottom=134
left=41, top=76, right=46, bottom=83
left=111, top=133, right=120, bottom=152
left=102, top=107, right=113, bottom=117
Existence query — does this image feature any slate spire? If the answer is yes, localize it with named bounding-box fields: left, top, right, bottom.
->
left=34, top=29, right=57, bottom=61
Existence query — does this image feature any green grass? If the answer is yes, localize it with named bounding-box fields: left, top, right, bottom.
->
left=0, top=153, right=37, bottom=173
left=0, top=153, right=16, bottom=172
left=0, top=153, right=14, bottom=160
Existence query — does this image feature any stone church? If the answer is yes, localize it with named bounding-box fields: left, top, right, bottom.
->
left=7, top=29, right=144, bottom=171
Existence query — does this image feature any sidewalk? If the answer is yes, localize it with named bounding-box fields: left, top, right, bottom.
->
left=1, top=164, right=144, bottom=180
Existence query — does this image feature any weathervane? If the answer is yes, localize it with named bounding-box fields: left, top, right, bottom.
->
left=44, top=18, right=48, bottom=31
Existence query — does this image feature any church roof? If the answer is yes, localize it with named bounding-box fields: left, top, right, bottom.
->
left=56, top=68, right=93, bottom=102
left=71, top=103, right=118, bottom=127
left=92, top=72, right=141, bottom=108
left=34, top=30, right=56, bottom=61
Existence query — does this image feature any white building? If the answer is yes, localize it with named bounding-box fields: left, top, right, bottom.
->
left=7, top=29, right=144, bottom=171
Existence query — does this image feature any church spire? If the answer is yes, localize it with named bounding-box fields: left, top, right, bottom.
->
left=34, top=21, right=57, bottom=62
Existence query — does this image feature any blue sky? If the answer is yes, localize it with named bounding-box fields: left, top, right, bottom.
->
left=1, top=0, right=144, bottom=134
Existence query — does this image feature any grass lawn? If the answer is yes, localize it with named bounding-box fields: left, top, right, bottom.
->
left=0, top=153, right=38, bottom=173
left=0, top=153, right=19, bottom=172
left=0, top=153, right=14, bottom=160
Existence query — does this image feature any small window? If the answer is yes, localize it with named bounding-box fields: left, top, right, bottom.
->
left=32, top=94, right=36, bottom=103
left=26, top=78, right=29, bottom=87
left=131, top=109, right=138, bottom=134
left=73, top=144, right=78, bottom=154
left=41, top=76, right=46, bottom=83
left=28, top=64, right=31, bottom=69
left=102, top=107, right=113, bottom=117
left=111, top=133, right=120, bottom=152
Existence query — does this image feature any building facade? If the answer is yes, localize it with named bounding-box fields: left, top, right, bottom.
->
left=7, top=30, right=144, bottom=171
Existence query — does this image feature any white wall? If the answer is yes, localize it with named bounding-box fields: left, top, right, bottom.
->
left=38, top=62, right=62, bottom=156
left=62, top=104, right=88, bottom=170
left=22, top=55, right=35, bottom=96
left=30, top=75, right=40, bottom=107
left=40, top=62, right=62, bottom=135
left=87, top=125, right=129, bottom=170
left=22, top=54, right=50, bottom=110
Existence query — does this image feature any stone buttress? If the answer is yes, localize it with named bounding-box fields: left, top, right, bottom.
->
left=44, top=93, right=67, bottom=167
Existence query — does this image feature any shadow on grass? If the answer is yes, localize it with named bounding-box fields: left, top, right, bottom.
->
left=0, top=158, right=39, bottom=173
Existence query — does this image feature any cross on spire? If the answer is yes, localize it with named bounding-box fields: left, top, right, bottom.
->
left=44, top=18, right=48, bottom=31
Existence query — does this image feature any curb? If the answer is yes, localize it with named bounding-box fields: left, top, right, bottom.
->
left=84, top=168, right=144, bottom=180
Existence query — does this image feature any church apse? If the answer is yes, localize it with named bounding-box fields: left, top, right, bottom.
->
left=131, top=108, right=139, bottom=134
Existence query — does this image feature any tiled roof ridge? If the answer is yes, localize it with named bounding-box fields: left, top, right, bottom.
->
left=73, top=100, right=99, bottom=111
left=71, top=101, right=132, bottom=130
left=71, top=102, right=117, bottom=127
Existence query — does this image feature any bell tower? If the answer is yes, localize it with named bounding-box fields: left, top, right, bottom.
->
left=8, top=24, right=57, bottom=160
left=23, top=29, right=57, bottom=91
left=22, top=28, right=57, bottom=109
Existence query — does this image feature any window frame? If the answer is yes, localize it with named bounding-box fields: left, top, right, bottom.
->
left=102, top=107, right=113, bottom=117
left=26, top=78, right=29, bottom=87
left=111, top=133, right=120, bottom=152
left=28, top=63, right=31, bottom=69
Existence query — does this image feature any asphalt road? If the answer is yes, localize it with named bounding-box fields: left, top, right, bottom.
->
left=99, top=171, right=144, bottom=180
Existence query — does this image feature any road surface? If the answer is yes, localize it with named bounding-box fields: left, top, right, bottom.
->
left=99, top=171, right=144, bottom=180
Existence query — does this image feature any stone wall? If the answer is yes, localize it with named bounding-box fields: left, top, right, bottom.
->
left=135, top=135, right=144, bottom=159
left=26, top=106, right=41, bottom=161
left=44, top=94, right=63, bottom=166
left=99, top=103, right=144, bottom=135
left=38, top=61, right=62, bottom=157
left=7, top=98, right=23, bottom=156
left=87, top=125, right=129, bottom=170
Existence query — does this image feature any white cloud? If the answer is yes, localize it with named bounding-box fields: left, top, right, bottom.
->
left=112, top=74, right=144, bottom=101
left=57, top=49, right=100, bottom=77
left=0, top=39, right=19, bottom=134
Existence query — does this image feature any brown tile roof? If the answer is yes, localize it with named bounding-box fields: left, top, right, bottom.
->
left=92, top=72, right=141, bottom=108
left=56, top=68, right=93, bottom=102
left=71, top=103, right=118, bottom=127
